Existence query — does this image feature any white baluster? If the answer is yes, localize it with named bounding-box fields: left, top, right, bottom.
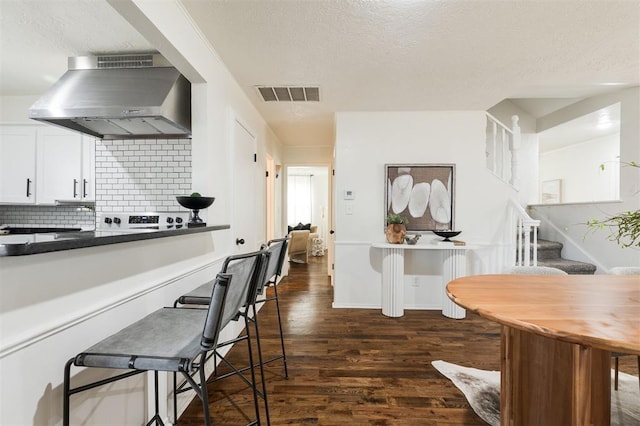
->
left=532, top=223, right=538, bottom=266
left=524, top=226, right=532, bottom=267
left=510, top=115, right=521, bottom=189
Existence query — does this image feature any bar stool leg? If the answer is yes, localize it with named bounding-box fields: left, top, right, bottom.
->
left=272, top=283, right=288, bottom=378
left=63, top=358, right=74, bottom=426
left=251, top=304, right=271, bottom=425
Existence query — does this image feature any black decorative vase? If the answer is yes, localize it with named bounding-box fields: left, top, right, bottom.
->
left=176, top=196, right=215, bottom=228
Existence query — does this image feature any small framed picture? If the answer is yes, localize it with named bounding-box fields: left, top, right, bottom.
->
left=541, top=179, right=562, bottom=204
left=385, top=163, right=455, bottom=232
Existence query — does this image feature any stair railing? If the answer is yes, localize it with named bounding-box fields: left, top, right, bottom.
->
left=509, top=199, right=540, bottom=266
left=486, top=113, right=521, bottom=190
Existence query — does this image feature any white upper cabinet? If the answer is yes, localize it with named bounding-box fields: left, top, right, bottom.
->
left=36, top=127, right=83, bottom=204
left=0, top=125, right=96, bottom=205
left=0, top=126, right=37, bottom=204
left=81, top=135, right=96, bottom=202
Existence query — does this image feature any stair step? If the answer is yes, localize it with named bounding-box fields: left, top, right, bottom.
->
left=517, top=237, right=597, bottom=274
left=538, top=259, right=597, bottom=275
left=520, top=239, right=562, bottom=260
left=535, top=239, right=563, bottom=260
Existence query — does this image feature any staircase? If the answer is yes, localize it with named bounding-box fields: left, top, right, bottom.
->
left=507, top=199, right=597, bottom=275
left=535, top=239, right=596, bottom=275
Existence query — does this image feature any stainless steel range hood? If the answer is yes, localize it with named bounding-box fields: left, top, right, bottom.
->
left=29, top=54, right=191, bottom=139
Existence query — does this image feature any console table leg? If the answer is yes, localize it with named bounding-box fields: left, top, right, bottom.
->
left=381, top=247, right=404, bottom=317
left=441, top=249, right=467, bottom=319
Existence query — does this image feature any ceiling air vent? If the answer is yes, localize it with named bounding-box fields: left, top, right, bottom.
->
left=256, top=86, right=320, bottom=102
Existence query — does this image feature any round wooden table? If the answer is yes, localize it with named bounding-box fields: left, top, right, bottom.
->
left=446, top=274, right=640, bottom=426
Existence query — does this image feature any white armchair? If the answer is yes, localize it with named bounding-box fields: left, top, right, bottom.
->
left=288, top=225, right=318, bottom=263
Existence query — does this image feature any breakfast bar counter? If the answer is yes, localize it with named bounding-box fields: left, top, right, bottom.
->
left=0, top=224, right=230, bottom=256
left=1, top=222, right=232, bottom=425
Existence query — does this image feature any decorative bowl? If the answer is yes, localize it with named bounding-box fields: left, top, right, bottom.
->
left=404, top=235, right=421, bottom=245
left=176, top=196, right=215, bottom=210
left=432, top=230, right=461, bottom=242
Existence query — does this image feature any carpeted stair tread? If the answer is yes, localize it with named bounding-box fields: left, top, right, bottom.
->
left=519, top=237, right=597, bottom=274
left=534, top=239, right=564, bottom=260
left=538, top=259, right=597, bottom=275
left=536, top=239, right=562, bottom=248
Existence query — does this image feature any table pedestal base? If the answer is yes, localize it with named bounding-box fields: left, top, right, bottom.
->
left=501, top=326, right=611, bottom=426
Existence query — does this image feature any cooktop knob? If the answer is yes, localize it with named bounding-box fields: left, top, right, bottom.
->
left=176, top=217, right=183, bottom=224
left=166, top=217, right=174, bottom=224
left=113, top=217, right=121, bottom=224
left=104, top=217, right=112, bottom=224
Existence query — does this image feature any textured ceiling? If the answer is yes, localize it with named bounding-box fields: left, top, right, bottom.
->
left=0, top=0, right=152, bottom=96
left=181, top=0, right=639, bottom=146
left=1, top=1, right=638, bottom=148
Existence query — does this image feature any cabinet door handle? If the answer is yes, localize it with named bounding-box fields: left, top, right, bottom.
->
left=73, top=179, right=78, bottom=198
left=26, top=179, right=32, bottom=197
left=83, top=179, right=88, bottom=198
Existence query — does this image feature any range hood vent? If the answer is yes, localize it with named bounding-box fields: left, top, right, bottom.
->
left=29, top=53, right=191, bottom=140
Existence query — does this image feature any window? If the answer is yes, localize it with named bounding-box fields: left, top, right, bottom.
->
left=287, top=173, right=312, bottom=225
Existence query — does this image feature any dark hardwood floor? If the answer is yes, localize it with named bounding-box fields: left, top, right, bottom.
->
left=179, top=254, right=638, bottom=425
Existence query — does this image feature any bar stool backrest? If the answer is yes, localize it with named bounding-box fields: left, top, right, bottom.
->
left=201, top=273, right=231, bottom=350
left=271, top=237, right=290, bottom=278
left=259, top=237, right=289, bottom=292
left=220, top=250, right=268, bottom=327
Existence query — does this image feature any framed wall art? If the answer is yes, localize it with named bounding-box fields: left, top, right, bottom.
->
left=385, top=163, right=455, bottom=232
left=541, top=179, right=562, bottom=204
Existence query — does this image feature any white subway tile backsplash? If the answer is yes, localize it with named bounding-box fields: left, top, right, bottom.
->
left=95, top=137, right=192, bottom=215
left=3, top=137, right=192, bottom=227
left=0, top=205, right=95, bottom=228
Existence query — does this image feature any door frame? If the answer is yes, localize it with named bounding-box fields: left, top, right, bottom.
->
left=265, top=153, right=276, bottom=242
left=283, top=162, right=333, bottom=276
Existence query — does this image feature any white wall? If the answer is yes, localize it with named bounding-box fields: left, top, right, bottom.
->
left=530, top=87, right=640, bottom=270
left=282, top=145, right=333, bottom=165
left=333, top=111, right=516, bottom=308
left=539, top=134, right=620, bottom=203
left=0, top=95, right=38, bottom=123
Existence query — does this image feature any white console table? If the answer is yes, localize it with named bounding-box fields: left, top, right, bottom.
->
left=372, top=242, right=476, bottom=319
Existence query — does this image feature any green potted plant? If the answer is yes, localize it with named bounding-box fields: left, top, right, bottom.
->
left=385, top=213, right=408, bottom=244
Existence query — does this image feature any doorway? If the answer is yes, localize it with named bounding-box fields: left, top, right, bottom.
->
left=285, top=165, right=331, bottom=264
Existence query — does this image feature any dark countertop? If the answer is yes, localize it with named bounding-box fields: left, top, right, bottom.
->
left=0, top=225, right=230, bottom=256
